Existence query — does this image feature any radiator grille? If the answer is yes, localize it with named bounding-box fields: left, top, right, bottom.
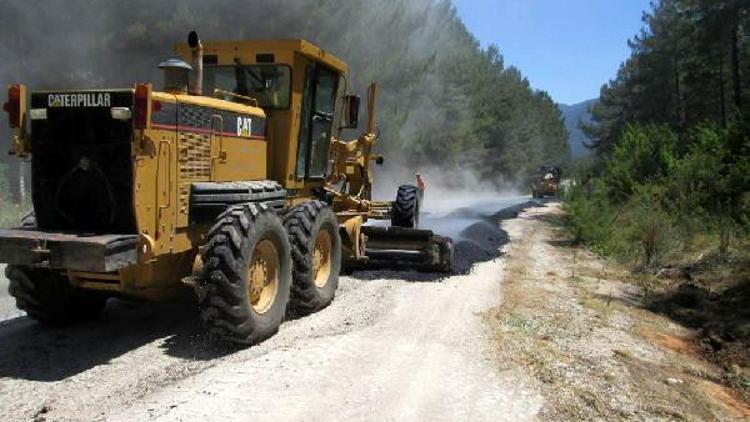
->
left=178, top=132, right=211, bottom=180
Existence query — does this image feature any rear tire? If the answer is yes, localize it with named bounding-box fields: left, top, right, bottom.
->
left=284, top=201, right=341, bottom=317
left=6, top=265, right=106, bottom=325
left=199, top=203, right=292, bottom=345
left=392, top=184, right=420, bottom=228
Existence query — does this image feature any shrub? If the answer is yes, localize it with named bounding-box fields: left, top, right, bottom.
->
left=565, top=182, right=682, bottom=268
left=666, top=123, right=750, bottom=255
left=617, top=186, right=683, bottom=268
left=563, top=179, right=616, bottom=252
left=604, top=124, right=678, bottom=202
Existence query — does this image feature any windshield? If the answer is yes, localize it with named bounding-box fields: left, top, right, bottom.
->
left=204, top=65, right=292, bottom=109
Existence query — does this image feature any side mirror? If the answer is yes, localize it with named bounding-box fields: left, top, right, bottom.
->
left=342, top=94, right=360, bottom=129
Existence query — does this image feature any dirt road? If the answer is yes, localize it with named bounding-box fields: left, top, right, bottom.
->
left=0, top=197, right=542, bottom=421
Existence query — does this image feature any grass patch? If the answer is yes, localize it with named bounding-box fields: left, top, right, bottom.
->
left=580, top=296, right=615, bottom=319
left=499, top=314, right=539, bottom=335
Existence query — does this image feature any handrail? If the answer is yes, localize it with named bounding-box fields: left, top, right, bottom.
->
left=211, top=114, right=227, bottom=162
left=213, top=89, right=260, bottom=107
left=157, top=139, right=172, bottom=210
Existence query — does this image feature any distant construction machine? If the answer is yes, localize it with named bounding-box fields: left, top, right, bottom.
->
left=0, top=31, right=453, bottom=345
left=531, top=165, right=562, bottom=198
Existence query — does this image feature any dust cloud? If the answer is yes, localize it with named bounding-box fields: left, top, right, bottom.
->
left=0, top=0, right=472, bottom=204
left=0, top=0, right=456, bottom=164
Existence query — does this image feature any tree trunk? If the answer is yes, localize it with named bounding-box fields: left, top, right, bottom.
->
left=731, top=22, right=742, bottom=110
left=720, top=52, right=727, bottom=128
left=674, top=58, right=684, bottom=126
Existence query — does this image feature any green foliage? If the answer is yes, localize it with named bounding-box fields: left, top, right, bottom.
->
left=584, top=0, right=750, bottom=158
left=564, top=179, right=616, bottom=250
left=567, top=121, right=749, bottom=268
left=566, top=181, right=682, bottom=268
left=605, top=125, right=678, bottom=201
left=668, top=122, right=750, bottom=251
left=617, top=186, right=683, bottom=267
left=671, top=127, right=731, bottom=215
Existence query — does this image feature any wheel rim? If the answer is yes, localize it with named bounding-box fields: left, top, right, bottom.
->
left=247, top=239, right=280, bottom=314
left=312, top=229, right=333, bottom=288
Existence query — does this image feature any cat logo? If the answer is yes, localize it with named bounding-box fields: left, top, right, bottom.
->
left=236, top=116, right=252, bottom=137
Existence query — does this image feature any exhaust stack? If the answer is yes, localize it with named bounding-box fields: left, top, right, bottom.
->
left=188, top=31, right=203, bottom=96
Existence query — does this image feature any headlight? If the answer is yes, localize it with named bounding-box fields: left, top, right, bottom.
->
left=29, top=108, right=48, bottom=120
left=111, top=107, right=132, bottom=121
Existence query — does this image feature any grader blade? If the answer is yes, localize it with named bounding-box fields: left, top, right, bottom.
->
left=349, top=226, right=454, bottom=273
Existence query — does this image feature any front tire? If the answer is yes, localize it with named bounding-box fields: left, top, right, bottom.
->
left=284, top=201, right=341, bottom=316
left=199, top=203, right=292, bottom=345
left=392, top=184, right=420, bottom=228
left=6, top=265, right=106, bottom=325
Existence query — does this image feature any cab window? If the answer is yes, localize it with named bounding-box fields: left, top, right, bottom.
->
left=296, top=64, right=339, bottom=179
left=203, top=65, right=292, bottom=109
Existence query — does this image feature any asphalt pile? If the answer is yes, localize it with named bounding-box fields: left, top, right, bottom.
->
left=439, top=201, right=540, bottom=274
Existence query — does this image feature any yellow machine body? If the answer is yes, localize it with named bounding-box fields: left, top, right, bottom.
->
left=176, top=39, right=347, bottom=196
left=120, top=90, right=268, bottom=299
left=125, top=39, right=353, bottom=299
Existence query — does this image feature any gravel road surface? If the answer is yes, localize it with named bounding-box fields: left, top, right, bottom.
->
left=0, top=196, right=540, bottom=421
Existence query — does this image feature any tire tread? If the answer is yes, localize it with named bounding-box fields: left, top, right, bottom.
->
left=391, top=184, right=420, bottom=228
left=284, top=201, right=341, bottom=316
left=199, top=202, right=291, bottom=345
left=5, top=265, right=105, bottom=325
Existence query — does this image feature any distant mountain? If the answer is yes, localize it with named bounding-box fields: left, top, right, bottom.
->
left=559, top=99, right=597, bottom=158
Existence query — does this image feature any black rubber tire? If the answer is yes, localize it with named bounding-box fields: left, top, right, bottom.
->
left=199, top=202, right=292, bottom=345
left=6, top=265, right=106, bottom=325
left=284, top=201, right=341, bottom=317
left=391, top=184, right=420, bottom=228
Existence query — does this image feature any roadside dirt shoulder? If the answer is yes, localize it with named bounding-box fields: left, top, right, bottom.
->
left=489, top=203, right=750, bottom=420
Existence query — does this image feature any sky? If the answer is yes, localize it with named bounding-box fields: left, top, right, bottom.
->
left=452, top=0, right=653, bottom=105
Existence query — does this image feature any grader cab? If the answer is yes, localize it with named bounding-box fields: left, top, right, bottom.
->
left=0, top=32, right=452, bottom=344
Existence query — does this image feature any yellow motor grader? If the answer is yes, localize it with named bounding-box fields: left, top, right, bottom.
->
left=0, top=32, right=452, bottom=344
left=531, top=165, right=562, bottom=198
